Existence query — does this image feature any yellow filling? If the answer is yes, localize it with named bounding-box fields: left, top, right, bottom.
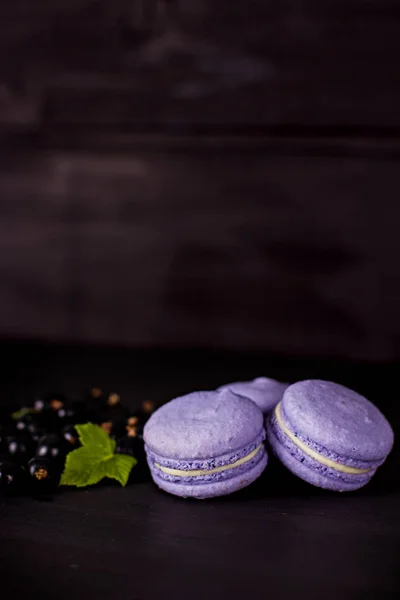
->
left=155, top=443, right=263, bottom=477
left=275, top=403, right=372, bottom=475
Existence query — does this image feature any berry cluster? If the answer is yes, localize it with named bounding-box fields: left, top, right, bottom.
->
left=0, top=388, right=154, bottom=496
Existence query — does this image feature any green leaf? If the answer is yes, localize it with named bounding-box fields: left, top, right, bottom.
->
left=60, top=447, right=105, bottom=487
left=105, top=454, right=137, bottom=487
left=59, top=423, right=137, bottom=488
left=75, top=423, right=115, bottom=457
left=11, top=407, right=37, bottom=420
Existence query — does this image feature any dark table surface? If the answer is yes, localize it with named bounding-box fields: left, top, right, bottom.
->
left=0, top=341, right=399, bottom=600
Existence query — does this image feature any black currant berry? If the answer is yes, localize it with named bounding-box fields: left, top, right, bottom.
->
left=87, top=387, right=104, bottom=401
left=85, top=387, right=108, bottom=421
left=33, top=397, right=47, bottom=412
left=98, top=419, right=125, bottom=440
left=28, top=457, right=61, bottom=495
left=86, top=387, right=105, bottom=405
left=62, top=425, right=80, bottom=449
left=109, top=406, right=130, bottom=430
left=96, top=402, right=129, bottom=439
left=106, top=392, right=122, bottom=407
left=126, top=415, right=139, bottom=429
left=141, top=400, right=155, bottom=417
left=34, top=393, right=67, bottom=413
left=54, top=404, right=79, bottom=428
left=115, top=433, right=145, bottom=459
left=0, top=459, right=27, bottom=495
left=109, top=403, right=130, bottom=421
left=36, top=434, right=68, bottom=463
left=4, top=434, right=35, bottom=465
left=116, top=432, right=146, bottom=460
left=15, top=413, right=48, bottom=441
left=131, top=401, right=155, bottom=433
left=14, top=414, right=32, bottom=433
left=116, top=433, right=149, bottom=482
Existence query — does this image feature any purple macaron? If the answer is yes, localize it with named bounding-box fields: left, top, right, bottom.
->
left=217, top=377, right=289, bottom=414
left=267, top=380, right=394, bottom=492
left=144, top=389, right=268, bottom=499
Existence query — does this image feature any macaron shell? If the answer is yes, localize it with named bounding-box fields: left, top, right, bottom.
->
left=150, top=450, right=268, bottom=498
left=217, top=377, right=289, bottom=414
left=144, top=389, right=264, bottom=460
left=267, top=416, right=375, bottom=491
left=267, top=421, right=373, bottom=492
left=282, top=380, right=394, bottom=461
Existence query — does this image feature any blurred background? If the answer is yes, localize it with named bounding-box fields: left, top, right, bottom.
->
left=1, top=0, right=400, bottom=363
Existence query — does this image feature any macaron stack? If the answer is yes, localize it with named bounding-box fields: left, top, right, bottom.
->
left=267, top=380, right=394, bottom=492
left=144, top=389, right=267, bottom=499
left=144, top=378, right=394, bottom=499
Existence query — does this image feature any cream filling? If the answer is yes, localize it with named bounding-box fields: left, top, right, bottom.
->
left=154, top=443, right=263, bottom=477
left=275, top=402, right=372, bottom=475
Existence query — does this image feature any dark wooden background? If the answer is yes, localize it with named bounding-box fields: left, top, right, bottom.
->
left=1, top=1, right=400, bottom=360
